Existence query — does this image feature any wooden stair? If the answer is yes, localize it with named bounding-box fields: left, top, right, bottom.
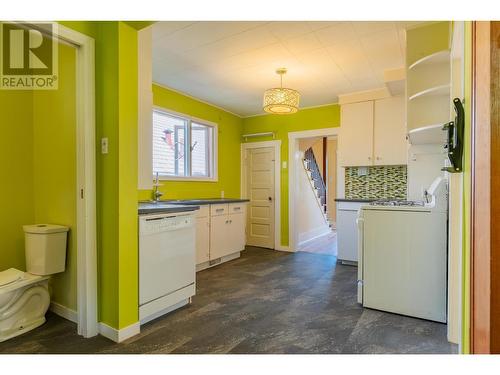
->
left=303, top=148, right=332, bottom=228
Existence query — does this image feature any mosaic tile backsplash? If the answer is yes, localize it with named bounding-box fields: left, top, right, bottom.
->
left=345, top=165, right=407, bottom=199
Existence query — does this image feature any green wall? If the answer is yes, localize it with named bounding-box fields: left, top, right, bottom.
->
left=242, top=105, right=340, bottom=246
left=406, top=22, right=451, bottom=66
left=137, top=84, right=244, bottom=201
left=60, top=21, right=140, bottom=329
left=0, top=91, right=33, bottom=271
left=0, top=41, right=78, bottom=311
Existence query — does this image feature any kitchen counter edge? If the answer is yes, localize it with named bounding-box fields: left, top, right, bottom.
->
left=161, top=198, right=250, bottom=205
left=138, top=204, right=200, bottom=215
left=335, top=198, right=379, bottom=203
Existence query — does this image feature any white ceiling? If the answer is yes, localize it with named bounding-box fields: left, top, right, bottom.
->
left=152, top=21, right=422, bottom=117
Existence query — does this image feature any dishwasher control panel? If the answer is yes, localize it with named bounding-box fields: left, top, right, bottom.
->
left=139, top=214, right=194, bottom=235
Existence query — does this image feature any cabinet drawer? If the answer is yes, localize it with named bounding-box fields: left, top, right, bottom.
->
left=228, top=203, right=246, bottom=215
left=196, top=205, right=209, bottom=218
left=210, top=204, right=228, bottom=216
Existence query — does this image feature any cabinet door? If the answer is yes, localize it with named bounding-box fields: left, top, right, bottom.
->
left=228, top=213, right=246, bottom=252
left=209, top=215, right=231, bottom=260
left=339, top=101, right=374, bottom=167
left=195, top=217, right=210, bottom=264
left=373, top=96, right=407, bottom=165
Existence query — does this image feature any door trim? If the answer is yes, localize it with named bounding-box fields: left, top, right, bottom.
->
left=241, top=140, right=281, bottom=250
left=470, top=21, right=491, bottom=353
left=56, top=24, right=98, bottom=338
left=288, top=128, right=340, bottom=252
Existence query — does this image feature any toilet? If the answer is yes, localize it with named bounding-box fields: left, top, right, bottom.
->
left=0, top=224, right=69, bottom=342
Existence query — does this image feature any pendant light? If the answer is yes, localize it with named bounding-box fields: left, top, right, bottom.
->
left=263, top=68, right=300, bottom=114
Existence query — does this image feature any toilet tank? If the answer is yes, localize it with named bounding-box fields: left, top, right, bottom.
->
left=23, top=224, right=69, bottom=275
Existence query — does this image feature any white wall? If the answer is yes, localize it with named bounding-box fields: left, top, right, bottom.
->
left=407, top=144, right=446, bottom=200
left=297, top=153, right=331, bottom=245
left=447, top=20, right=466, bottom=345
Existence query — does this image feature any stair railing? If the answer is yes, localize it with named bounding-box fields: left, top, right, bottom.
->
left=304, top=147, right=327, bottom=212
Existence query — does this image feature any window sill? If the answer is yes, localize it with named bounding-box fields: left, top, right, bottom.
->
left=154, top=175, right=218, bottom=182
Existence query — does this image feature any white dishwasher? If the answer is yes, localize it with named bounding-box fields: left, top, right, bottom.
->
left=139, top=211, right=196, bottom=324
left=336, top=201, right=366, bottom=264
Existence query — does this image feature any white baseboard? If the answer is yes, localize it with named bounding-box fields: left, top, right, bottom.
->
left=275, top=245, right=293, bottom=252
left=99, top=321, right=140, bottom=343
left=50, top=302, right=78, bottom=323
left=298, top=227, right=332, bottom=247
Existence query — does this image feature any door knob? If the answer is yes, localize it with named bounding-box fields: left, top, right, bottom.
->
left=268, top=197, right=272, bottom=201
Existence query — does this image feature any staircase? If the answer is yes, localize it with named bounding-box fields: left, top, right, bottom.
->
left=303, top=147, right=332, bottom=228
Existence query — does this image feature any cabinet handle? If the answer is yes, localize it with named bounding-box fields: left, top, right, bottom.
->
left=233, top=207, right=241, bottom=211
left=216, top=208, right=224, bottom=212
left=368, top=156, right=371, bottom=160
left=376, top=156, right=381, bottom=160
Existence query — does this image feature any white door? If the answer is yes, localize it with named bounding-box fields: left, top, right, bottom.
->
left=339, top=101, right=374, bottom=167
left=373, top=96, right=407, bottom=165
left=246, top=147, right=275, bottom=248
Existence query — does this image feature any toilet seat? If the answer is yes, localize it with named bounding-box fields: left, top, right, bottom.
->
left=0, top=269, right=47, bottom=295
left=0, top=268, right=25, bottom=288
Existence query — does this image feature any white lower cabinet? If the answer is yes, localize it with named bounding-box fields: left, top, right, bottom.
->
left=197, top=202, right=247, bottom=271
left=195, top=206, right=210, bottom=264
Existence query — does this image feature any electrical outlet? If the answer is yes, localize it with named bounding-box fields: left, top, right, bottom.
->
left=282, top=161, right=287, bottom=169
left=357, top=166, right=368, bottom=176
left=101, top=138, right=109, bottom=154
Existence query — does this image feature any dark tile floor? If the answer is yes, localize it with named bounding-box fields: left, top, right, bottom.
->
left=0, top=247, right=457, bottom=354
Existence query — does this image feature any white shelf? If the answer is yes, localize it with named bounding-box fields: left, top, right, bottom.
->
left=408, top=124, right=446, bottom=145
left=408, top=84, right=450, bottom=101
left=408, top=50, right=451, bottom=70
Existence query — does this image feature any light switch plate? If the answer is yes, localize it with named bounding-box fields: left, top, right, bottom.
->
left=101, top=138, right=108, bottom=154
left=282, top=161, right=287, bottom=169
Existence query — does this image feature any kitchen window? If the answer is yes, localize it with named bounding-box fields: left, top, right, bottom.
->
left=152, top=108, right=217, bottom=180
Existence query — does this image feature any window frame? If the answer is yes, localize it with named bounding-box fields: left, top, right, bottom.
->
left=152, top=106, right=218, bottom=182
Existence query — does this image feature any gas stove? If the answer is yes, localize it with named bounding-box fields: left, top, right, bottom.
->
left=369, top=199, right=425, bottom=207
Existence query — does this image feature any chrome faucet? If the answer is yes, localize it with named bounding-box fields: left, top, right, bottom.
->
left=152, top=172, right=163, bottom=202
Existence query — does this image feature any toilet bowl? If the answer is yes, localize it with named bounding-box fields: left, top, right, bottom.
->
left=0, top=224, right=68, bottom=343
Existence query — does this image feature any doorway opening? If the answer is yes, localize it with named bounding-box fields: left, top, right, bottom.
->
left=288, top=128, right=340, bottom=253
left=295, top=136, right=337, bottom=256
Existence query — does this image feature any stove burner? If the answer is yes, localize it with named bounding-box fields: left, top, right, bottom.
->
left=369, top=199, right=425, bottom=207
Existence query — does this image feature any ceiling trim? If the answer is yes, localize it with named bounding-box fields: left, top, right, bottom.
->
left=153, top=81, right=244, bottom=118
left=338, top=87, right=391, bottom=105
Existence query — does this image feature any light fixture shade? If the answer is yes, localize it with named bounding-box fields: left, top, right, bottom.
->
left=263, top=87, right=300, bottom=114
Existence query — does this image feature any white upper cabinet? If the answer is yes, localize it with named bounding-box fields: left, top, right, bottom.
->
left=339, top=97, right=407, bottom=167
left=339, top=101, right=374, bottom=167
left=373, top=96, right=407, bottom=165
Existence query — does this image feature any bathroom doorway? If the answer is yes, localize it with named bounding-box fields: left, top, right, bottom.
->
left=32, top=24, right=97, bottom=338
